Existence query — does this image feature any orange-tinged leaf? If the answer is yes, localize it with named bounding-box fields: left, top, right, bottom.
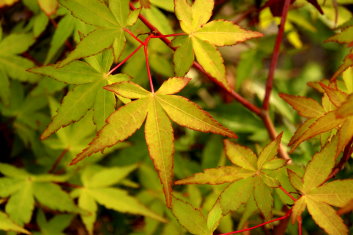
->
left=279, top=93, right=325, bottom=118
left=193, top=20, right=263, bottom=47
left=306, top=198, right=348, bottom=235
left=308, top=180, right=353, bottom=207
left=291, top=196, right=306, bottom=223
left=302, top=137, right=338, bottom=192
left=224, top=140, right=257, bottom=171
left=326, top=25, right=353, bottom=45
left=320, top=83, right=348, bottom=107
left=332, top=50, right=353, bottom=79
left=257, top=133, right=282, bottom=169
left=174, top=166, right=254, bottom=185
left=336, top=117, right=353, bottom=156
left=289, top=111, right=343, bottom=151
left=71, top=98, right=150, bottom=165
left=145, top=98, right=174, bottom=207
left=156, top=95, right=237, bottom=138
left=336, top=94, right=353, bottom=118
left=156, top=77, right=191, bottom=95
left=220, top=177, right=254, bottom=214
left=254, top=176, right=273, bottom=221
left=104, top=81, right=149, bottom=99
left=288, top=118, right=316, bottom=148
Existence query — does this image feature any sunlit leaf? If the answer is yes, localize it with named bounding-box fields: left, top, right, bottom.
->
left=171, top=196, right=211, bottom=235
left=306, top=198, right=348, bottom=235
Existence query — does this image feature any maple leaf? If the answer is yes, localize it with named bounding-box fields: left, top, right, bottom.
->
left=280, top=84, right=353, bottom=155
left=289, top=137, right=353, bottom=235
left=0, top=211, right=30, bottom=234
left=70, top=164, right=166, bottom=234
left=71, top=77, right=236, bottom=207
left=173, top=0, right=263, bottom=89
left=30, top=50, right=130, bottom=139
left=0, top=163, right=78, bottom=226
left=58, top=0, right=139, bottom=66
left=326, top=25, right=353, bottom=78
left=176, top=134, right=285, bottom=220
left=0, top=31, right=39, bottom=105
left=171, top=196, right=212, bottom=235
left=34, top=210, right=73, bottom=235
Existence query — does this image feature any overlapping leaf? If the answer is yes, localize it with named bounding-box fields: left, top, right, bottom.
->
left=280, top=85, right=353, bottom=155
left=0, top=211, right=30, bottom=234
left=70, top=165, right=165, bottom=234
left=71, top=77, right=236, bottom=207
left=30, top=50, right=130, bottom=139
left=58, top=0, right=138, bottom=65
left=289, top=138, right=353, bottom=235
left=176, top=134, right=284, bottom=220
left=0, top=32, right=39, bottom=105
left=326, top=25, right=353, bottom=79
left=0, top=163, right=77, bottom=225
left=171, top=196, right=212, bottom=235
left=173, top=0, right=262, bottom=89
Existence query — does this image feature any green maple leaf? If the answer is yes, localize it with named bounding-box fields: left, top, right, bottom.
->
left=30, top=50, right=130, bottom=139
left=0, top=30, right=39, bottom=105
left=175, top=134, right=285, bottom=221
left=0, top=81, right=49, bottom=147
left=280, top=84, right=353, bottom=155
left=0, top=211, right=30, bottom=234
left=0, top=163, right=78, bottom=226
left=289, top=137, right=353, bottom=235
left=58, top=0, right=139, bottom=66
left=70, top=164, right=166, bottom=235
left=33, top=210, right=73, bottom=235
left=71, top=77, right=236, bottom=207
left=171, top=196, right=212, bottom=235
left=173, top=0, right=262, bottom=89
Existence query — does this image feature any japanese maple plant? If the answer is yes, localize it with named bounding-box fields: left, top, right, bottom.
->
left=0, top=0, right=353, bottom=234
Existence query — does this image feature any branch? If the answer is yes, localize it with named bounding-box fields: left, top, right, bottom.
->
left=262, top=0, right=291, bottom=110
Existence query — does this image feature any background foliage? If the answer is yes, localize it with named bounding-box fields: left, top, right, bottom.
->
left=1, top=0, right=353, bottom=234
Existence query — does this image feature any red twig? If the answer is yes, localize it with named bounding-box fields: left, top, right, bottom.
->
left=219, top=209, right=292, bottom=235
left=262, top=0, right=291, bottom=110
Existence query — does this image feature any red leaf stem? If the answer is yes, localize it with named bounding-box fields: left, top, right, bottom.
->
left=279, top=185, right=297, bottom=202
left=107, top=44, right=144, bottom=76
left=143, top=35, right=155, bottom=93
left=219, top=209, right=292, bottom=235
left=151, top=33, right=187, bottom=38
left=262, top=0, right=291, bottom=110
left=124, top=28, right=145, bottom=45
